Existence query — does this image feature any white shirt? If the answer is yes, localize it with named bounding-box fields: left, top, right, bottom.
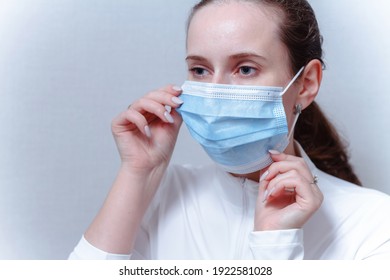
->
left=69, top=146, right=390, bottom=260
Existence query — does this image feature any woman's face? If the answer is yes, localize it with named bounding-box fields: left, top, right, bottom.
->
left=187, top=1, right=293, bottom=86
left=186, top=1, right=300, bottom=145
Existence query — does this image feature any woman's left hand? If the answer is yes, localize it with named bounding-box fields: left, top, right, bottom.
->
left=254, top=151, right=323, bottom=231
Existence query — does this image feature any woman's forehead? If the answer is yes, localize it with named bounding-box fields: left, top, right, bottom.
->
left=187, top=1, right=286, bottom=63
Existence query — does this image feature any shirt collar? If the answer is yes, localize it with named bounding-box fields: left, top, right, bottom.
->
left=294, top=141, right=319, bottom=177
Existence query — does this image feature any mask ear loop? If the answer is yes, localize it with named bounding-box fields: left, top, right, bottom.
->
left=287, top=103, right=302, bottom=140
left=280, top=66, right=305, bottom=140
left=280, top=66, right=305, bottom=96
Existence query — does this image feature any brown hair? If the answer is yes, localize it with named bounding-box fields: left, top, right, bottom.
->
left=188, top=0, right=362, bottom=185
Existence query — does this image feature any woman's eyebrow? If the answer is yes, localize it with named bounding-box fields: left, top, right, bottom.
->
left=186, top=52, right=267, bottom=62
left=230, top=52, right=267, bottom=61
left=185, top=55, right=207, bottom=62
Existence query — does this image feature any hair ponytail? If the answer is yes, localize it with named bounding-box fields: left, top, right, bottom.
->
left=295, top=102, right=362, bottom=185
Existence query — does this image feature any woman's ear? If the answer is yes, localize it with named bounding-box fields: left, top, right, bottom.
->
left=297, top=59, right=323, bottom=109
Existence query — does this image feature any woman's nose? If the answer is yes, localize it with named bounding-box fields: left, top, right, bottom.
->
left=211, top=71, right=230, bottom=84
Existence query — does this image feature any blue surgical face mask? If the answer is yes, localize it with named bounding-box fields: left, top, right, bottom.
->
left=176, top=68, right=304, bottom=175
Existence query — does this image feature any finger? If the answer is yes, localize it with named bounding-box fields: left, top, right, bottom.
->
left=258, top=177, right=270, bottom=203
left=130, top=87, right=183, bottom=124
left=163, top=84, right=183, bottom=95
left=266, top=171, right=306, bottom=196
left=132, top=98, right=176, bottom=124
left=264, top=158, right=313, bottom=183
left=143, top=88, right=184, bottom=109
left=111, top=108, right=151, bottom=137
left=269, top=149, right=307, bottom=163
left=133, top=85, right=182, bottom=110
left=265, top=172, right=322, bottom=205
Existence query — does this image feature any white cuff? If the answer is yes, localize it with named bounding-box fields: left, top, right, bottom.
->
left=249, top=229, right=304, bottom=260
left=68, top=235, right=131, bottom=260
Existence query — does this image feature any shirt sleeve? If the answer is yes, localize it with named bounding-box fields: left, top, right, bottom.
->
left=362, top=240, right=390, bottom=259
left=359, top=198, right=390, bottom=260
left=68, top=235, right=131, bottom=260
left=249, top=229, right=304, bottom=260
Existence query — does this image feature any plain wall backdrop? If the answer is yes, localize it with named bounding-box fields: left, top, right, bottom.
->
left=0, top=0, right=389, bottom=259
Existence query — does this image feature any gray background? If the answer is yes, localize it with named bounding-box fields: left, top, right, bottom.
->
left=0, top=0, right=389, bottom=259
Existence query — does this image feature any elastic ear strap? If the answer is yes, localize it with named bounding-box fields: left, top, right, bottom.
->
left=287, top=104, right=302, bottom=140
left=281, top=66, right=305, bottom=96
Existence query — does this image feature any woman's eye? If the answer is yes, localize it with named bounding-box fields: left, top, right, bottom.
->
left=190, top=67, right=209, bottom=77
left=239, top=66, right=256, bottom=76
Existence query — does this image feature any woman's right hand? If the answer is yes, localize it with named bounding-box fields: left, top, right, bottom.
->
left=83, top=85, right=184, bottom=255
left=111, top=84, right=184, bottom=172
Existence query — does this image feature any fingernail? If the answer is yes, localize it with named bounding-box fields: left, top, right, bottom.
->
left=265, top=187, right=276, bottom=201
left=285, top=187, right=295, bottom=193
left=173, top=85, right=182, bottom=92
left=164, top=111, right=174, bottom=123
left=262, top=189, right=269, bottom=203
left=259, top=170, right=269, bottom=182
left=171, top=96, right=184, bottom=105
left=144, top=125, right=152, bottom=138
left=165, top=105, right=172, bottom=113
left=269, top=150, right=281, bottom=155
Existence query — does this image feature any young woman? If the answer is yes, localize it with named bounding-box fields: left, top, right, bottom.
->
left=69, top=0, right=390, bottom=259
